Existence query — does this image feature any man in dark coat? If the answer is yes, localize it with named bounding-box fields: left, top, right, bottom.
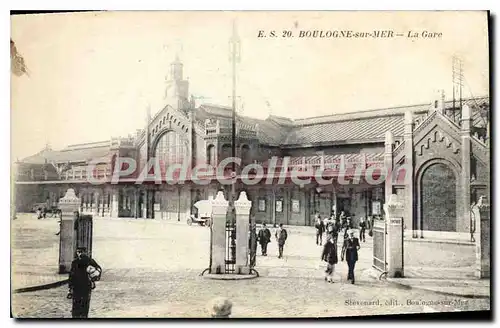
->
left=321, top=235, right=338, bottom=283
left=359, top=217, right=367, bottom=242
left=275, top=223, right=288, bottom=259
left=257, top=223, right=271, bottom=256
left=67, top=247, right=102, bottom=318
left=341, top=230, right=360, bottom=284
left=314, top=214, right=324, bottom=245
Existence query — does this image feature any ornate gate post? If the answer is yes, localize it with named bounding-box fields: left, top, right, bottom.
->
left=235, top=191, right=252, bottom=274
left=58, top=188, right=81, bottom=273
left=475, top=196, right=490, bottom=279
left=384, top=194, right=404, bottom=278
left=211, top=191, right=229, bottom=274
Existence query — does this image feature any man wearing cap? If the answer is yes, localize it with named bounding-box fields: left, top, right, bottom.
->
left=341, top=230, right=360, bottom=284
left=67, top=247, right=102, bottom=318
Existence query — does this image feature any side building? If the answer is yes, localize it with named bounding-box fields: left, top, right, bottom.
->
left=14, top=58, right=490, bottom=241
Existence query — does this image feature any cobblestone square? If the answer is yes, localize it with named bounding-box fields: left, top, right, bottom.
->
left=11, top=214, right=490, bottom=318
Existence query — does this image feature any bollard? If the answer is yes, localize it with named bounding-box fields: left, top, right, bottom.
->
left=235, top=191, right=252, bottom=274
left=58, top=189, right=81, bottom=274
left=383, top=194, right=404, bottom=278
left=475, top=196, right=490, bottom=279
left=211, top=191, right=228, bottom=274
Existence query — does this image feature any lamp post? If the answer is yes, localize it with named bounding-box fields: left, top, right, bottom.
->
left=227, top=19, right=241, bottom=271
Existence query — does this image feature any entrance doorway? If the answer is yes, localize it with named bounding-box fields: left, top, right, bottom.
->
left=316, top=192, right=332, bottom=219
left=420, top=163, right=457, bottom=232
left=337, top=197, right=351, bottom=217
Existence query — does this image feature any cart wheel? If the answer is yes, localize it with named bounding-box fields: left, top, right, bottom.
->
left=187, top=217, right=193, bottom=226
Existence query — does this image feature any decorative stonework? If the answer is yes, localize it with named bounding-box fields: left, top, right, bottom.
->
left=235, top=191, right=252, bottom=215
left=383, top=194, right=404, bottom=217
left=59, top=188, right=81, bottom=215
left=416, top=129, right=460, bottom=156
left=212, top=191, right=229, bottom=216
left=413, top=110, right=436, bottom=135
left=393, top=140, right=405, bottom=159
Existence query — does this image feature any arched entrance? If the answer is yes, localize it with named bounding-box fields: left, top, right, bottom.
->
left=420, top=162, right=457, bottom=232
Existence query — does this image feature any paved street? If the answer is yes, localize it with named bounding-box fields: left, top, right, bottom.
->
left=11, top=214, right=490, bottom=318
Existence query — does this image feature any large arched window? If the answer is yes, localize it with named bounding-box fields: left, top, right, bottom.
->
left=154, top=130, right=188, bottom=165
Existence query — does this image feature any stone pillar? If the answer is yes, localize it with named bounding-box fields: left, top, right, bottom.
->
left=403, top=111, right=415, bottom=238
left=384, top=131, right=394, bottom=204
left=460, top=104, right=472, bottom=233
left=211, top=191, right=229, bottom=274
left=383, top=194, right=404, bottom=278
left=110, top=188, right=119, bottom=218
left=475, top=196, right=490, bottom=278
left=58, top=189, right=81, bottom=273
left=235, top=191, right=252, bottom=274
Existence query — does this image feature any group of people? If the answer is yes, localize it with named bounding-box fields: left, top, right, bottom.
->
left=255, top=223, right=288, bottom=259
left=315, top=212, right=370, bottom=284
left=314, top=211, right=370, bottom=246
left=321, top=230, right=360, bottom=284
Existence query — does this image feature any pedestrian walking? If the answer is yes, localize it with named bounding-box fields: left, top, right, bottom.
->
left=67, top=247, right=102, bottom=318
left=359, top=217, right=367, bottom=242
left=321, top=235, right=338, bottom=283
left=275, top=223, right=288, bottom=259
left=257, top=223, right=271, bottom=256
left=341, top=230, right=360, bottom=284
left=314, top=214, right=325, bottom=245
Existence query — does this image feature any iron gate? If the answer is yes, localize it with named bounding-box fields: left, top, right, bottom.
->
left=372, top=218, right=386, bottom=272
left=75, top=214, right=93, bottom=258
left=225, top=215, right=237, bottom=273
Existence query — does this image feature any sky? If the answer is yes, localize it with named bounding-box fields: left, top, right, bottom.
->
left=11, top=11, right=489, bottom=161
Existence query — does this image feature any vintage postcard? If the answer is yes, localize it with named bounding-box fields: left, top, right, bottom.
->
left=11, top=11, right=490, bottom=318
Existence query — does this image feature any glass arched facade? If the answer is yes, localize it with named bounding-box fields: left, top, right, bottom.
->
left=154, top=130, right=188, bottom=165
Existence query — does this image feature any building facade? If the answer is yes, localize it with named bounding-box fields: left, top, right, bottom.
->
left=14, top=58, right=490, bottom=239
